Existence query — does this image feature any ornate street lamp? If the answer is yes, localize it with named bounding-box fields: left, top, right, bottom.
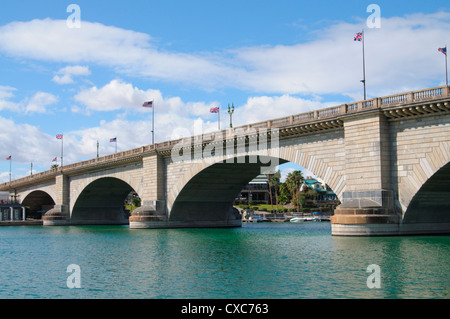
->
left=227, top=103, right=235, bottom=128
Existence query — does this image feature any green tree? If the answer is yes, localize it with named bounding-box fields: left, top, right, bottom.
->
left=278, top=182, right=291, bottom=204
left=132, top=196, right=141, bottom=208
left=285, top=170, right=304, bottom=212
left=267, top=170, right=281, bottom=213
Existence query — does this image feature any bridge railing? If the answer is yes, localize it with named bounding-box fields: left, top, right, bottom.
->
left=244, top=85, right=448, bottom=130
left=1, top=85, right=448, bottom=189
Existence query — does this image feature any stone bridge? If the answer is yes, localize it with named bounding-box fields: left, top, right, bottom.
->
left=1, top=86, right=449, bottom=236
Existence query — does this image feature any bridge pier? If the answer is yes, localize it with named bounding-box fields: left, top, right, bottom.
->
left=331, top=189, right=401, bottom=235
left=331, top=111, right=402, bottom=236
left=129, top=201, right=241, bottom=228
left=129, top=200, right=168, bottom=228
left=42, top=204, right=70, bottom=226
left=129, top=154, right=169, bottom=228
left=42, top=174, right=70, bottom=226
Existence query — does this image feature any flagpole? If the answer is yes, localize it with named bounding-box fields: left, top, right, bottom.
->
left=61, top=135, right=64, bottom=168
left=142, top=100, right=154, bottom=144
left=152, top=102, right=155, bottom=145
left=218, top=107, right=220, bottom=130
left=115, top=139, right=117, bottom=153
left=361, top=29, right=366, bottom=100
left=9, top=156, right=11, bottom=184
left=445, top=45, right=448, bottom=86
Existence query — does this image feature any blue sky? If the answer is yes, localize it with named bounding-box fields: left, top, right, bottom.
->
left=1, top=0, right=449, bottom=183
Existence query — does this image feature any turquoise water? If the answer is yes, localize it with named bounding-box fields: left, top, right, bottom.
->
left=0, top=222, right=448, bottom=299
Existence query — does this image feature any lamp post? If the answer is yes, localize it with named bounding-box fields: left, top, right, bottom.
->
left=227, top=103, right=234, bottom=128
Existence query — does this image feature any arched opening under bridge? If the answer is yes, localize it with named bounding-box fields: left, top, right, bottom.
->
left=71, top=177, right=139, bottom=225
left=21, top=190, right=55, bottom=219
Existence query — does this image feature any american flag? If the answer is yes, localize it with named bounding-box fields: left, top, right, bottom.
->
left=210, top=107, right=219, bottom=113
left=56, top=134, right=63, bottom=139
left=6, top=155, right=11, bottom=160
left=354, top=32, right=363, bottom=42
left=142, top=101, right=153, bottom=107
left=438, top=47, right=447, bottom=56
left=110, top=137, right=117, bottom=142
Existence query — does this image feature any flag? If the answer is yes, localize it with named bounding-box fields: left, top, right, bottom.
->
left=6, top=155, right=11, bottom=160
left=110, top=137, right=117, bottom=142
left=438, top=47, right=447, bottom=56
left=210, top=107, right=219, bottom=113
left=142, top=101, right=153, bottom=107
left=354, top=32, right=363, bottom=42
left=52, top=157, right=57, bottom=162
left=56, top=134, right=63, bottom=139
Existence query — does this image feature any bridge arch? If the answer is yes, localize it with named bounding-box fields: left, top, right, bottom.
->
left=21, top=190, right=56, bottom=219
left=402, top=161, right=450, bottom=224
left=71, top=177, right=138, bottom=225
left=167, top=147, right=345, bottom=222
left=398, top=142, right=450, bottom=223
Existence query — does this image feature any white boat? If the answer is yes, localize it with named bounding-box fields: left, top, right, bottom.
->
left=248, top=215, right=269, bottom=222
left=290, top=217, right=316, bottom=223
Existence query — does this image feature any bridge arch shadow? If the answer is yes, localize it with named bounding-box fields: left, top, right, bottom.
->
left=403, top=162, right=450, bottom=224
left=71, top=177, right=138, bottom=225
left=168, top=154, right=344, bottom=225
left=22, top=190, right=55, bottom=219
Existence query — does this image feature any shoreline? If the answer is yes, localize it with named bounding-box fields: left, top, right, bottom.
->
left=0, top=220, right=43, bottom=226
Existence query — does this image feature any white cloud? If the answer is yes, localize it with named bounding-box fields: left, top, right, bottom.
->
left=279, top=167, right=295, bottom=182
left=74, top=79, right=158, bottom=111
left=0, top=85, right=17, bottom=111
left=0, top=116, right=58, bottom=167
left=52, top=65, right=91, bottom=84
left=233, top=94, right=332, bottom=126
left=0, top=115, right=147, bottom=179
left=0, top=85, right=16, bottom=99
left=233, top=12, right=450, bottom=98
left=73, top=79, right=210, bottom=116
left=0, top=19, right=230, bottom=90
left=277, top=164, right=317, bottom=183
left=73, top=79, right=217, bottom=123
left=0, top=171, right=10, bottom=183
left=25, top=92, right=58, bottom=113
left=0, top=86, right=58, bottom=114
left=1, top=14, right=449, bottom=97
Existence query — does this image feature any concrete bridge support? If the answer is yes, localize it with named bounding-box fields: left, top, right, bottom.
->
left=331, top=111, right=399, bottom=235
left=43, top=174, right=70, bottom=226
left=331, top=109, right=450, bottom=236
left=129, top=154, right=168, bottom=228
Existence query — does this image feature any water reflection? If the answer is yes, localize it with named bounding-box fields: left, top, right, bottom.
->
left=331, top=235, right=450, bottom=298
left=0, top=223, right=448, bottom=298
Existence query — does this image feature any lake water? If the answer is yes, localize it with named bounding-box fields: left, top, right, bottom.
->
left=0, top=222, right=448, bottom=299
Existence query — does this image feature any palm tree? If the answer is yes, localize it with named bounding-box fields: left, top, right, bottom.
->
left=285, top=170, right=304, bottom=212
left=266, top=174, right=274, bottom=212
left=269, top=171, right=281, bottom=213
